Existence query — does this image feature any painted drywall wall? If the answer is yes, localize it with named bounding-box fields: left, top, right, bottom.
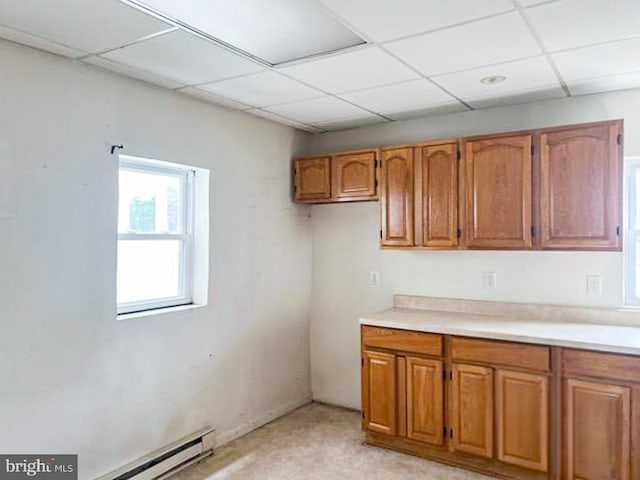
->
left=307, top=88, right=640, bottom=409
left=0, top=40, right=312, bottom=479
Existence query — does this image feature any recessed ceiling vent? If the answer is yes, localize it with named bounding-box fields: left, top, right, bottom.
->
left=123, top=0, right=366, bottom=65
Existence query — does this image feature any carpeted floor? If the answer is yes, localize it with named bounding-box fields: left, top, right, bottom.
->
left=173, top=402, right=491, bottom=480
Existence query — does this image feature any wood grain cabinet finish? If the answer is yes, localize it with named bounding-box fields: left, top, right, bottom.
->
left=496, top=370, right=549, bottom=472
left=406, top=357, right=444, bottom=445
left=464, top=134, right=533, bottom=249
left=332, top=150, right=377, bottom=200
left=450, top=363, right=494, bottom=458
left=362, top=350, right=397, bottom=436
left=414, top=143, right=459, bottom=247
left=540, top=122, right=622, bottom=250
left=565, top=379, right=631, bottom=480
left=294, top=156, right=331, bottom=201
left=381, top=147, right=414, bottom=246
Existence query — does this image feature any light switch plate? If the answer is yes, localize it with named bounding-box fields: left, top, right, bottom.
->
left=369, top=271, right=380, bottom=285
left=483, top=271, right=497, bottom=290
left=586, top=275, right=603, bottom=295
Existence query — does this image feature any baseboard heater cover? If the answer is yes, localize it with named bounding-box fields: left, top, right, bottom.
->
left=95, top=427, right=215, bottom=480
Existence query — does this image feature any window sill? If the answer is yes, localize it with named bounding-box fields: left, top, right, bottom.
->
left=117, top=303, right=206, bottom=321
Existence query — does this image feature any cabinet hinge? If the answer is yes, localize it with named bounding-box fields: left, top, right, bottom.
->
left=616, top=225, right=621, bottom=236
left=456, top=228, right=462, bottom=239
left=531, top=144, right=535, bottom=155
left=380, top=230, right=383, bottom=240
left=531, top=226, right=535, bottom=237
left=456, top=148, right=461, bottom=161
left=443, top=426, right=448, bottom=437
left=617, top=133, right=622, bottom=146
left=375, top=178, right=378, bottom=188
left=450, top=371, right=453, bottom=381
left=449, top=428, right=454, bottom=439
left=442, top=369, right=447, bottom=381
left=362, top=411, right=365, bottom=419
left=361, top=357, right=364, bottom=367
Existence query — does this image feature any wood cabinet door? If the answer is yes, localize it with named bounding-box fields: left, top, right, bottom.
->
left=363, top=350, right=397, bottom=436
left=450, top=363, right=494, bottom=458
left=540, top=122, right=622, bottom=250
left=415, top=143, right=458, bottom=247
left=465, top=135, right=532, bottom=249
left=496, top=369, right=549, bottom=472
left=381, top=147, right=414, bottom=246
left=406, top=357, right=444, bottom=445
left=295, top=157, right=331, bottom=201
left=332, top=150, right=377, bottom=200
left=565, top=379, right=631, bottom=480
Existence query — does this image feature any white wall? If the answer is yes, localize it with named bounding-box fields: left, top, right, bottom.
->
left=307, top=88, right=640, bottom=409
left=0, top=40, right=312, bottom=479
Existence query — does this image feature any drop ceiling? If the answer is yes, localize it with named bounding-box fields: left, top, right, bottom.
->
left=1, top=0, right=639, bottom=133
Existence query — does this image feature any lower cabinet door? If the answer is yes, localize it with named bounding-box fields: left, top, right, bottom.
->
left=450, top=363, right=494, bottom=458
left=565, top=379, right=631, bottom=480
left=363, top=350, right=397, bottom=435
left=496, top=369, right=549, bottom=472
left=406, top=357, right=444, bottom=445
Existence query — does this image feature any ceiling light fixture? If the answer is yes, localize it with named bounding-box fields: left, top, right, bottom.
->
left=480, top=75, right=507, bottom=85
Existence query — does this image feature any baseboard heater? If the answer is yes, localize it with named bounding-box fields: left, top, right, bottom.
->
left=96, top=427, right=215, bottom=480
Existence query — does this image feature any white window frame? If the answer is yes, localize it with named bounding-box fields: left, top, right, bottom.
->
left=624, top=158, right=640, bottom=307
left=117, top=156, right=195, bottom=315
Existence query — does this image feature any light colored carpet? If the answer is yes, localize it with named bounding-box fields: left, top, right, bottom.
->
left=173, top=402, right=491, bottom=480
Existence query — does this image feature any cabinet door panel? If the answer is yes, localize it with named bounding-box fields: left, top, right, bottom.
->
left=565, top=379, right=630, bottom=480
left=415, top=143, right=458, bottom=247
left=381, top=148, right=414, bottom=246
left=496, top=370, right=549, bottom=472
left=540, top=122, right=621, bottom=250
left=451, top=364, right=494, bottom=458
left=295, top=157, right=330, bottom=201
left=465, top=135, right=532, bottom=249
left=406, top=357, right=444, bottom=445
left=363, top=350, right=397, bottom=435
left=332, top=151, right=377, bottom=200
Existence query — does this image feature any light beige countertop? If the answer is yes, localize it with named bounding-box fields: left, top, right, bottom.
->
left=360, top=298, right=640, bottom=356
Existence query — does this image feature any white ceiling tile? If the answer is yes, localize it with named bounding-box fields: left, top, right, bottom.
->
left=0, top=24, right=86, bottom=58
left=0, top=0, right=173, bottom=53
left=102, top=30, right=264, bottom=85
left=568, top=71, right=640, bottom=96
left=178, top=87, right=252, bottom=110
left=83, top=55, right=185, bottom=89
left=386, top=103, right=468, bottom=121
left=265, top=96, right=374, bottom=124
left=552, top=38, right=640, bottom=82
left=519, top=0, right=559, bottom=6
left=318, top=0, right=514, bottom=42
left=278, top=47, right=419, bottom=94
left=199, top=71, right=323, bottom=107
left=246, top=109, right=323, bottom=132
left=527, top=0, right=640, bottom=51
left=467, top=88, right=565, bottom=109
left=314, top=115, right=387, bottom=131
left=386, top=12, right=541, bottom=76
left=433, top=56, right=561, bottom=101
left=338, top=79, right=457, bottom=115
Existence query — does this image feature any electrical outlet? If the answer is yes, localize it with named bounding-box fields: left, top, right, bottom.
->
left=369, top=271, right=380, bottom=286
left=483, top=272, right=497, bottom=290
left=586, top=275, right=603, bottom=295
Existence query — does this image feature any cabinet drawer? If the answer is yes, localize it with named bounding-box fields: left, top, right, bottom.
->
left=451, top=337, right=550, bottom=372
left=563, top=349, right=640, bottom=383
left=362, top=326, right=442, bottom=356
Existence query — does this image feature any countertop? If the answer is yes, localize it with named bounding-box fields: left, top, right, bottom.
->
left=360, top=307, right=640, bottom=356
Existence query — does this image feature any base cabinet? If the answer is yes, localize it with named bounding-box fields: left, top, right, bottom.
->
left=406, top=357, right=444, bottom=445
left=362, top=350, right=397, bottom=435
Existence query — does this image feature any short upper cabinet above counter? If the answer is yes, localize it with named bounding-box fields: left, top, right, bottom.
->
left=294, top=149, right=379, bottom=203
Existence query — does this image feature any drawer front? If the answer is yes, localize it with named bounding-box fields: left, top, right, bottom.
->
left=563, top=349, right=640, bottom=383
left=451, top=337, right=550, bottom=372
left=362, top=326, right=443, bottom=356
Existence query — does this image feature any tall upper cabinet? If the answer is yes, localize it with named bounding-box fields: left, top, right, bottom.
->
left=380, top=147, right=414, bottom=247
left=539, top=121, right=622, bottom=250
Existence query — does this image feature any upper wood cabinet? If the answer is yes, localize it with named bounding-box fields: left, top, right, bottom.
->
left=415, top=143, right=459, bottom=247
left=565, top=378, right=631, bottom=480
left=539, top=121, right=622, bottom=250
left=380, top=147, right=414, bottom=247
left=294, top=156, right=331, bottom=202
left=294, top=149, right=378, bottom=204
left=464, top=134, right=533, bottom=249
left=362, top=350, right=397, bottom=436
left=332, top=151, right=377, bottom=200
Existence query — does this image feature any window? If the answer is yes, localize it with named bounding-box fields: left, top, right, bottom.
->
left=625, top=158, right=640, bottom=306
left=117, top=156, right=195, bottom=315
